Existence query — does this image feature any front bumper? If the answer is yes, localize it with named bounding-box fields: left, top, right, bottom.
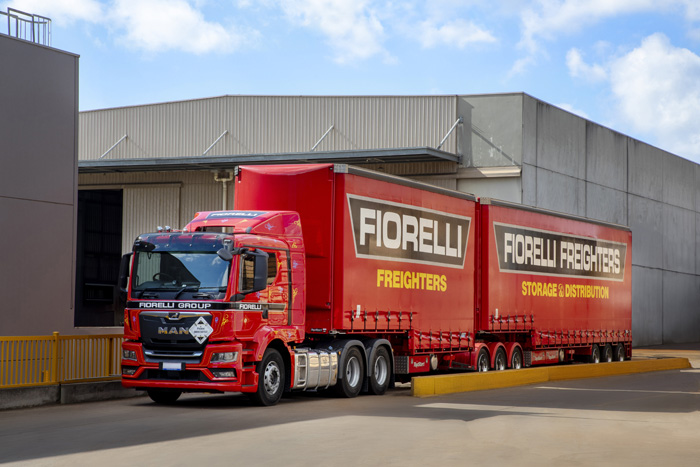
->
left=121, top=341, right=257, bottom=393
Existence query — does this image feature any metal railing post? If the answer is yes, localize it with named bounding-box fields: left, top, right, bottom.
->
left=50, top=332, right=59, bottom=383
left=105, top=337, right=113, bottom=376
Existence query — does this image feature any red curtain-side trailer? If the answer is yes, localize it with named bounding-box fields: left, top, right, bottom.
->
left=477, top=199, right=632, bottom=370
left=121, top=164, right=632, bottom=405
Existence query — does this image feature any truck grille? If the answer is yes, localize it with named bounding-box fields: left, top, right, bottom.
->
left=143, top=349, right=203, bottom=364
left=139, top=311, right=212, bottom=350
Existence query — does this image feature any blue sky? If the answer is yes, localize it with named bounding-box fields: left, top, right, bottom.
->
left=3, top=0, right=700, bottom=163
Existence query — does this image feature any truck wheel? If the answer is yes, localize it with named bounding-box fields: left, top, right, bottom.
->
left=589, top=344, right=601, bottom=364
left=614, top=344, right=625, bottom=361
left=368, top=346, right=391, bottom=395
left=602, top=344, right=613, bottom=363
left=476, top=348, right=490, bottom=372
left=334, top=347, right=364, bottom=398
left=511, top=348, right=523, bottom=369
left=493, top=348, right=507, bottom=371
left=250, top=348, right=285, bottom=406
left=147, top=389, right=181, bottom=404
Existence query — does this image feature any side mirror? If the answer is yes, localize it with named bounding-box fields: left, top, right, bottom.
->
left=118, top=253, right=132, bottom=294
left=233, top=249, right=269, bottom=301
left=251, top=250, right=269, bottom=292
left=217, top=247, right=233, bottom=262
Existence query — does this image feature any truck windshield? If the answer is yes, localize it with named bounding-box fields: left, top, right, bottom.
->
left=132, top=251, right=230, bottom=296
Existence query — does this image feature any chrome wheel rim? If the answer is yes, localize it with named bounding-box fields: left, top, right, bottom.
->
left=478, top=354, right=489, bottom=372
left=374, top=356, right=388, bottom=386
left=346, top=356, right=361, bottom=387
left=617, top=346, right=625, bottom=361
left=263, top=361, right=281, bottom=395
left=495, top=354, right=505, bottom=370
left=513, top=353, right=522, bottom=369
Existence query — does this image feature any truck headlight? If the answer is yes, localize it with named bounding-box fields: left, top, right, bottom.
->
left=211, top=351, right=238, bottom=363
left=122, top=349, right=137, bottom=360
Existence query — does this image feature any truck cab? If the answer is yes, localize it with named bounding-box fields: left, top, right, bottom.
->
left=121, top=210, right=307, bottom=405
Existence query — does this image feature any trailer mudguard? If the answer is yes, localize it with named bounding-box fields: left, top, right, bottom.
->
left=363, top=338, right=395, bottom=388
left=320, top=339, right=367, bottom=382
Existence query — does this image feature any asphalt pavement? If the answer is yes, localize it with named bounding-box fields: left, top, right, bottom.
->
left=1, top=346, right=699, bottom=467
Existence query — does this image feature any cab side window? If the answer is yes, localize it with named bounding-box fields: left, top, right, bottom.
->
left=240, top=254, right=256, bottom=291
left=239, top=251, right=277, bottom=291
left=267, top=252, right=277, bottom=285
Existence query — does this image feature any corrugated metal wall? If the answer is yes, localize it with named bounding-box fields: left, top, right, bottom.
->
left=80, top=96, right=458, bottom=160
left=122, top=185, right=180, bottom=253
left=79, top=171, right=234, bottom=253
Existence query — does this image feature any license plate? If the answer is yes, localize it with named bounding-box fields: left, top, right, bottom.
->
left=162, top=362, right=184, bottom=371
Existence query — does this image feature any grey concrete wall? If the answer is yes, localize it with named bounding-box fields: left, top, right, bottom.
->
left=517, top=94, right=700, bottom=346
left=457, top=176, right=521, bottom=203
left=0, top=36, right=79, bottom=335
left=462, top=94, right=523, bottom=168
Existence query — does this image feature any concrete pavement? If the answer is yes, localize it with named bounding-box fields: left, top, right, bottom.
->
left=1, top=343, right=698, bottom=410
left=1, top=364, right=699, bottom=466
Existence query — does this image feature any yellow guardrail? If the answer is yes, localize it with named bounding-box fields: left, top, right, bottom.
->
left=0, top=333, right=123, bottom=388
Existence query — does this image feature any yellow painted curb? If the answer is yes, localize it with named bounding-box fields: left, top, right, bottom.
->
left=410, top=358, right=691, bottom=397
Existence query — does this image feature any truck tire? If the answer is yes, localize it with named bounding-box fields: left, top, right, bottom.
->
left=589, top=344, right=601, bottom=364
left=510, top=348, right=523, bottom=369
left=368, top=346, right=391, bottom=395
left=493, top=348, right=507, bottom=371
left=147, top=389, right=182, bottom=404
left=602, top=344, right=613, bottom=363
left=476, top=348, right=490, bottom=372
left=249, top=348, right=285, bottom=406
left=334, top=346, right=364, bottom=398
left=615, top=344, right=626, bottom=361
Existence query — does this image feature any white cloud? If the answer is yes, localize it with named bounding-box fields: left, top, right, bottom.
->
left=507, top=55, right=535, bottom=77
left=0, top=0, right=103, bottom=25
left=680, top=0, right=700, bottom=21
left=609, top=33, right=700, bottom=159
left=2, top=0, right=253, bottom=54
left=109, top=0, right=247, bottom=54
left=566, top=48, right=607, bottom=82
left=514, top=0, right=700, bottom=76
left=556, top=102, right=589, bottom=119
left=418, top=19, right=496, bottom=49
left=519, top=0, right=659, bottom=54
left=277, top=0, right=388, bottom=64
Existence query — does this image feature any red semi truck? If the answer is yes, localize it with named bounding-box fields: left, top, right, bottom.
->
left=120, top=164, right=632, bottom=405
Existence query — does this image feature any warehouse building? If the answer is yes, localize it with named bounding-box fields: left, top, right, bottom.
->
left=1, top=28, right=697, bottom=346
left=77, top=94, right=700, bottom=346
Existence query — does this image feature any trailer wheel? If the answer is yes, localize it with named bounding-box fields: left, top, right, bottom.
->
left=476, top=348, right=490, bottom=372
left=493, top=348, right=507, bottom=371
left=147, top=389, right=182, bottom=405
left=368, top=346, right=391, bottom=395
left=589, top=344, right=601, bottom=364
left=249, top=348, right=285, bottom=406
left=602, top=344, right=613, bottom=363
left=334, top=347, right=364, bottom=398
left=614, top=344, right=625, bottom=362
left=510, top=348, right=523, bottom=370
